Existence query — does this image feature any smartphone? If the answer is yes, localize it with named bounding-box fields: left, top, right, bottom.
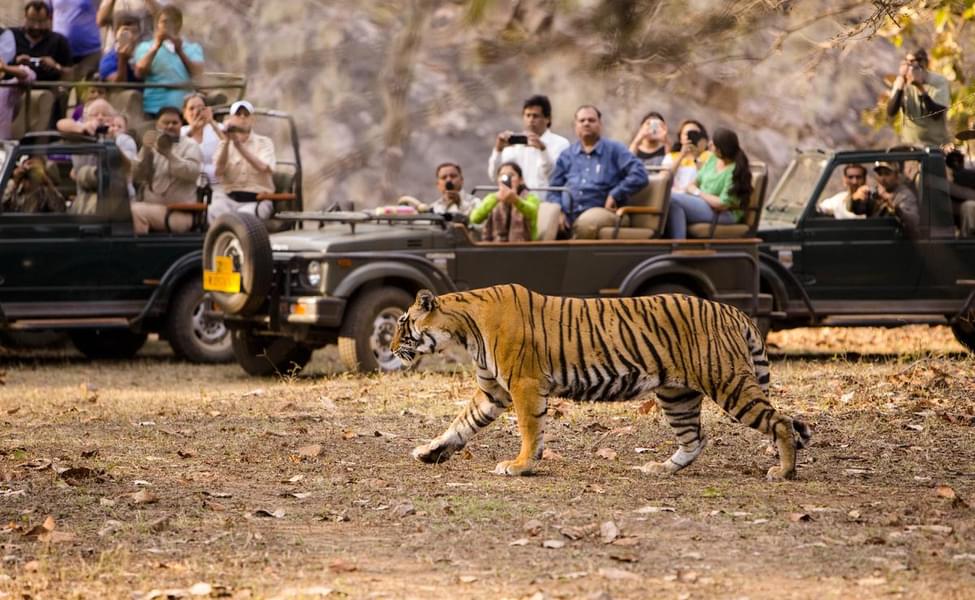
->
left=500, top=174, right=512, bottom=188
left=507, top=134, right=528, bottom=145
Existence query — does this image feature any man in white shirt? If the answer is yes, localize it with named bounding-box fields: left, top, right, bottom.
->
left=487, top=95, right=570, bottom=190
left=209, top=100, right=277, bottom=223
left=817, top=163, right=868, bottom=220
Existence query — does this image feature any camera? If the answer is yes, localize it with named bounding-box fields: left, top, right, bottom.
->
left=225, top=125, right=244, bottom=134
left=686, top=129, right=705, bottom=146
left=507, top=134, right=528, bottom=145
left=444, top=180, right=455, bottom=191
left=28, top=57, right=43, bottom=67
left=649, top=119, right=662, bottom=136
left=500, top=174, right=512, bottom=188
left=94, top=124, right=110, bottom=136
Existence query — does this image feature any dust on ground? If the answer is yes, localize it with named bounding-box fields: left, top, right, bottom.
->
left=1, top=326, right=974, bottom=599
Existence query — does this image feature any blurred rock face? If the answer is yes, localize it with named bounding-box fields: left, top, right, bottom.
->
left=1, top=1, right=900, bottom=209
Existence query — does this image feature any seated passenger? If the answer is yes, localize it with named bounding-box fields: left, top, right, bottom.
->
left=430, top=162, right=478, bottom=217
left=858, top=160, right=920, bottom=238
left=2, top=155, right=65, bottom=213
left=665, top=127, right=752, bottom=239
left=817, top=164, right=868, bottom=219
left=946, top=150, right=975, bottom=236
left=209, top=100, right=276, bottom=223
left=132, top=5, right=203, bottom=119
left=56, top=97, right=116, bottom=214
left=627, top=111, right=669, bottom=165
left=661, top=119, right=711, bottom=193
left=469, top=162, right=541, bottom=242
left=548, top=105, right=648, bottom=239
left=11, top=1, right=73, bottom=131
left=129, top=106, right=203, bottom=233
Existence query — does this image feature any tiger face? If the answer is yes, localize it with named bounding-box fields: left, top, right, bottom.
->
left=391, top=290, right=455, bottom=366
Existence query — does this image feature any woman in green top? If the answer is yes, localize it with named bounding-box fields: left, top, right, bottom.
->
left=469, top=162, right=542, bottom=242
left=665, top=127, right=752, bottom=239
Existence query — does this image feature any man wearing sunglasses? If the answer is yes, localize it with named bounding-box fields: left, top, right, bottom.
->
left=817, top=163, right=868, bottom=219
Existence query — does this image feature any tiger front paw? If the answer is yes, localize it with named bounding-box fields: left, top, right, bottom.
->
left=633, top=460, right=679, bottom=477
left=766, top=466, right=796, bottom=481
left=411, top=441, right=456, bottom=465
left=493, top=459, right=535, bottom=476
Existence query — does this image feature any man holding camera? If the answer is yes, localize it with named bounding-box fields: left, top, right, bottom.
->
left=887, top=49, right=950, bottom=148
left=209, top=100, right=277, bottom=223
left=11, top=1, right=73, bottom=133
left=429, top=162, right=478, bottom=217
left=850, top=160, right=920, bottom=238
left=130, top=106, right=203, bottom=233
left=487, top=95, right=570, bottom=190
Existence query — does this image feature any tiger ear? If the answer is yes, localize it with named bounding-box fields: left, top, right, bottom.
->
left=416, top=289, right=438, bottom=313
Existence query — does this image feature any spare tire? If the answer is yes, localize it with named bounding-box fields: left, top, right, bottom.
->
left=203, top=213, right=272, bottom=316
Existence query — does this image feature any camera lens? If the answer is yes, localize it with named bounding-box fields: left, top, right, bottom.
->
left=445, top=181, right=455, bottom=191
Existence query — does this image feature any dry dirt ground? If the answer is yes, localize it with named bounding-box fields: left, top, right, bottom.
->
left=1, top=327, right=974, bottom=600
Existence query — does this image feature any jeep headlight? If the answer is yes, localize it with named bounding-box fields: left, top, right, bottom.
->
left=306, top=260, right=323, bottom=287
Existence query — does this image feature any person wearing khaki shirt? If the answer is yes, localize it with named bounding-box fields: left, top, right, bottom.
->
left=208, top=100, right=276, bottom=223
left=130, top=106, right=203, bottom=233
left=887, top=48, right=951, bottom=148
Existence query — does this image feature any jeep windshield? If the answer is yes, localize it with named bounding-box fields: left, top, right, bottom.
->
left=760, top=152, right=829, bottom=230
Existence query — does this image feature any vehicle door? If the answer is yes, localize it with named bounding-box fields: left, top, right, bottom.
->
left=792, top=159, right=922, bottom=302
left=0, top=142, right=127, bottom=319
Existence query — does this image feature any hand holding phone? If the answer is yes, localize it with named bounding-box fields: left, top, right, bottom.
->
left=507, top=134, right=528, bottom=145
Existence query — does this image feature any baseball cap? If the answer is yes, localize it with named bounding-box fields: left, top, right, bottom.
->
left=873, top=160, right=896, bottom=172
left=229, top=100, right=254, bottom=115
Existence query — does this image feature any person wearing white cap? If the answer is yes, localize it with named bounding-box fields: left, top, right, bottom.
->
left=209, top=100, right=277, bottom=223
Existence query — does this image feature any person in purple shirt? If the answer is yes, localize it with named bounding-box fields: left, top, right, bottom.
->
left=52, top=0, right=102, bottom=80
left=547, top=105, right=649, bottom=239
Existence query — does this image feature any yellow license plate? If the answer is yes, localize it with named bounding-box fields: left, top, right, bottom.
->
left=203, top=256, right=241, bottom=293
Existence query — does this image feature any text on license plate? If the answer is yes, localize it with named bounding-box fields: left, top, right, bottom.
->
left=203, top=256, right=241, bottom=293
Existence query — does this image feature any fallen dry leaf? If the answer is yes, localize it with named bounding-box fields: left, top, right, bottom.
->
left=297, top=444, right=322, bottom=458
left=57, top=466, right=102, bottom=486
left=600, top=521, right=620, bottom=544
left=542, top=448, right=563, bottom=460
left=542, top=539, right=565, bottom=549
left=253, top=509, right=286, bottom=519
left=637, top=400, right=658, bottom=415
left=595, top=448, right=618, bottom=460
left=391, top=502, right=415, bottom=517
left=177, top=449, right=196, bottom=459
left=509, top=538, right=529, bottom=546
left=328, top=558, right=357, bottom=573
left=132, top=489, right=159, bottom=504
left=609, top=551, right=639, bottom=563
left=523, top=519, right=543, bottom=536
left=633, top=505, right=676, bottom=514
left=22, top=515, right=56, bottom=539
left=598, top=567, right=641, bottom=581
left=788, top=512, right=812, bottom=522
left=458, top=575, right=478, bottom=584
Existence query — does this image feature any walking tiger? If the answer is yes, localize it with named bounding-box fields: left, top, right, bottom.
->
left=390, top=284, right=810, bottom=480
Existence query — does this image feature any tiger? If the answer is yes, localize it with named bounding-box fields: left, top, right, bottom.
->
left=391, top=284, right=811, bottom=481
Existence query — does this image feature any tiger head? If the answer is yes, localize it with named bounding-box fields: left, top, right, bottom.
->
left=391, top=289, right=458, bottom=366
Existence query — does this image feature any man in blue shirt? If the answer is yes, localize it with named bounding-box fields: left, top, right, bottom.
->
left=132, top=5, right=204, bottom=118
left=548, top=105, right=648, bottom=239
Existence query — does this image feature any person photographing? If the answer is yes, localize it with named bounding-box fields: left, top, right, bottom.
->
left=469, top=162, right=541, bottom=242
left=887, top=48, right=950, bottom=148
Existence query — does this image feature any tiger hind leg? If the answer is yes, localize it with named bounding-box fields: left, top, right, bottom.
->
left=412, top=386, right=510, bottom=465
left=717, top=374, right=804, bottom=481
left=635, top=387, right=706, bottom=476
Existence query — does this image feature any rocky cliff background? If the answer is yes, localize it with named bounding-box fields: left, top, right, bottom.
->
left=3, top=1, right=956, bottom=210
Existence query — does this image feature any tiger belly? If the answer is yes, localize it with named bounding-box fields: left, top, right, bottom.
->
left=544, top=369, right=661, bottom=402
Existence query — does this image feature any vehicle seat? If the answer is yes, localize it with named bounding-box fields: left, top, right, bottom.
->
left=536, top=201, right=561, bottom=241
left=597, top=171, right=671, bottom=239
left=164, top=175, right=212, bottom=232
left=688, top=161, right=767, bottom=238
left=256, top=168, right=298, bottom=217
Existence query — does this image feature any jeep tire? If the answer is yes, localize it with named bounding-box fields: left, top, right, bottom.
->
left=952, top=310, right=975, bottom=353
left=70, top=329, right=148, bottom=359
left=231, top=328, right=313, bottom=376
left=167, top=281, right=233, bottom=363
left=338, top=287, right=413, bottom=373
left=203, top=213, right=273, bottom=316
